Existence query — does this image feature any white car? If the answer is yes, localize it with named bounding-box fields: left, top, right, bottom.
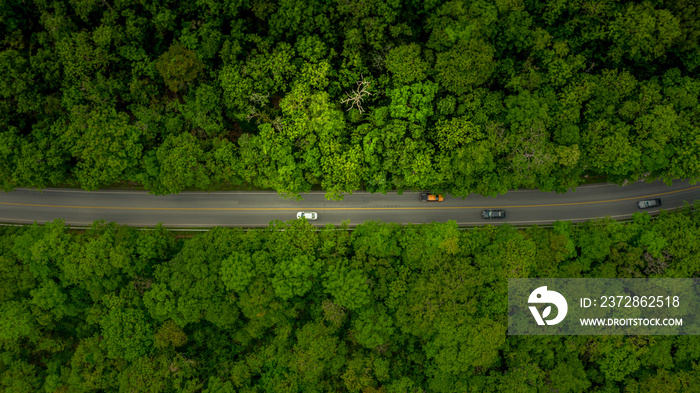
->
left=637, top=199, right=661, bottom=209
left=296, top=211, right=318, bottom=220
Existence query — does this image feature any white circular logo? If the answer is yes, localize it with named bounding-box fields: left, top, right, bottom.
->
left=528, top=286, right=568, bottom=326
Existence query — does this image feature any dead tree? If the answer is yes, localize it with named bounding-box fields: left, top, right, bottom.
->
left=341, top=78, right=372, bottom=113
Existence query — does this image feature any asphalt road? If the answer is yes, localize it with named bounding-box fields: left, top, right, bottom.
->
left=0, top=180, right=699, bottom=228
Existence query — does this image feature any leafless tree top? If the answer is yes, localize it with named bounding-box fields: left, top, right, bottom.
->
left=341, top=78, right=372, bottom=113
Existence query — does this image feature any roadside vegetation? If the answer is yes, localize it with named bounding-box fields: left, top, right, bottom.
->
left=1, top=0, right=699, bottom=198
left=2, top=1, right=700, bottom=391
left=1, top=205, right=699, bottom=392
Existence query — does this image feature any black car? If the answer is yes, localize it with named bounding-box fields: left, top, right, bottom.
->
left=637, top=199, right=662, bottom=209
left=482, top=209, right=506, bottom=219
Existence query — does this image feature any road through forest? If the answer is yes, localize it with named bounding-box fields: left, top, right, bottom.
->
left=0, top=180, right=699, bottom=227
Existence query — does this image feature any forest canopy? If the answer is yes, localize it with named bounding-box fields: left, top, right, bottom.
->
left=1, top=0, right=700, bottom=197
left=1, top=205, right=700, bottom=392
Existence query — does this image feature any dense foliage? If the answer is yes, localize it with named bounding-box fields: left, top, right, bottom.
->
left=1, top=0, right=700, bottom=197
left=1, top=205, right=700, bottom=392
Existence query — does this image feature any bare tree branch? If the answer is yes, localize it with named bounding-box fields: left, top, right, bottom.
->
left=341, top=77, right=372, bottom=113
left=249, top=92, right=269, bottom=106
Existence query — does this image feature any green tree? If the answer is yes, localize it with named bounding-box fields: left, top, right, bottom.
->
left=425, top=317, right=506, bottom=377
left=56, top=31, right=109, bottom=82
left=67, top=336, right=115, bottom=392
left=290, top=321, right=341, bottom=387
left=0, top=129, right=19, bottom=191
left=57, top=221, right=131, bottom=301
left=584, top=123, right=642, bottom=180
left=388, top=81, right=438, bottom=126
left=324, top=265, right=371, bottom=311
left=156, top=43, right=204, bottom=93
left=271, top=255, right=320, bottom=300
left=64, top=107, right=142, bottom=190
left=100, top=307, right=154, bottom=361
left=180, top=83, right=225, bottom=137
left=608, top=3, right=682, bottom=63
left=203, top=376, right=236, bottom=393
left=0, top=50, right=39, bottom=114
left=153, top=133, right=211, bottom=194
left=352, top=306, right=395, bottom=349
left=0, top=300, right=35, bottom=341
left=153, top=319, right=187, bottom=350
left=548, top=356, right=592, bottom=393
left=434, top=116, right=482, bottom=151
left=11, top=219, right=69, bottom=281
left=434, top=39, right=496, bottom=94
left=220, top=251, right=256, bottom=293
left=0, top=359, right=42, bottom=393
left=219, top=62, right=255, bottom=121
left=147, top=228, right=239, bottom=328
left=385, top=44, right=429, bottom=85
left=30, top=280, right=76, bottom=325
left=117, top=355, right=172, bottom=393
left=143, top=283, right=176, bottom=322
left=597, top=340, right=645, bottom=382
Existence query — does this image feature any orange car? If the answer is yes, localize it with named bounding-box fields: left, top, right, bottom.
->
left=420, top=192, right=444, bottom=202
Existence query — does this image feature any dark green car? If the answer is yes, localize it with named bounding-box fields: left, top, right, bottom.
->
left=482, top=209, right=506, bottom=219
